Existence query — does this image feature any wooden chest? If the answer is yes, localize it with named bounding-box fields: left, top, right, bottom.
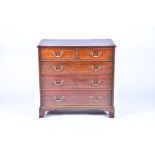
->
left=38, top=39, right=116, bottom=118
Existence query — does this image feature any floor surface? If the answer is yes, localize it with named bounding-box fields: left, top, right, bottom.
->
left=0, top=97, right=154, bottom=155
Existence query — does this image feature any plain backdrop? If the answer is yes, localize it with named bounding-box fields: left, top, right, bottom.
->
left=0, top=0, right=155, bottom=155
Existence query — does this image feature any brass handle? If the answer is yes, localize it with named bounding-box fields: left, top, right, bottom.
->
left=51, top=51, right=64, bottom=58
left=54, top=80, right=64, bottom=86
left=89, top=96, right=102, bottom=102
left=91, top=65, right=102, bottom=71
left=53, top=65, right=64, bottom=71
left=90, top=51, right=102, bottom=58
left=53, top=96, right=64, bottom=102
left=91, top=80, right=102, bottom=85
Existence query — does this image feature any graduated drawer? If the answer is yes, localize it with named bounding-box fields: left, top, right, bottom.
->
left=41, top=90, right=112, bottom=105
left=40, top=61, right=113, bottom=75
left=78, top=48, right=113, bottom=60
left=41, top=75, right=112, bottom=89
left=39, top=47, right=75, bottom=60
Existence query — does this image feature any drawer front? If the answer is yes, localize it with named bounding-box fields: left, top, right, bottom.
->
left=78, top=48, right=113, bottom=60
left=41, top=75, right=112, bottom=89
left=40, top=61, right=113, bottom=75
left=41, top=90, right=112, bottom=105
left=40, top=48, right=75, bottom=60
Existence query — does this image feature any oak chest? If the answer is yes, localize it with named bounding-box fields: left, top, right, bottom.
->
left=38, top=39, right=116, bottom=118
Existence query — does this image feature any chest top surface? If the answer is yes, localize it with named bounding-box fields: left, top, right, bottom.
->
left=38, top=39, right=116, bottom=47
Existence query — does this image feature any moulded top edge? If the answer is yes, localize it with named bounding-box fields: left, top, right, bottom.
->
left=38, top=39, right=116, bottom=47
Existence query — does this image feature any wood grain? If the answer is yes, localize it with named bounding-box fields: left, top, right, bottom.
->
left=38, top=39, right=116, bottom=118
left=40, top=61, right=113, bottom=75
left=40, top=47, right=75, bottom=60
left=41, top=90, right=112, bottom=105
left=38, top=39, right=116, bottom=47
left=41, top=75, right=113, bottom=89
left=78, top=48, right=113, bottom=61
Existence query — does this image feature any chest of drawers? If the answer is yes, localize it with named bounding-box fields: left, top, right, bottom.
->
left=38, top=39, right=116, bottom=118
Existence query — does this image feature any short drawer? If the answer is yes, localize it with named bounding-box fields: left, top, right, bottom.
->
left=40, top=61, right=113, bottom=75
left=39, top=47, right=75, bottom=60
left=78, top=48, right=113, bottom=60
left=41, top=75, right=112, bottom=89
left=41, top=90, right=112, bottom=105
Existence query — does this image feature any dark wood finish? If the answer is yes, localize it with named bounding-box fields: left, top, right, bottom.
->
left=38, top=39, right=116, bottom=47
left=38, top=39, right=116, bottom=118
left=41, top=90, right=112, bottom=105
left=78, top=48, right=113, bottom=61
left=40, top=61, right=113, bottom=75
left=40, top=47, right=76, bottom=60
left=41, top=75, right=112, bottom=89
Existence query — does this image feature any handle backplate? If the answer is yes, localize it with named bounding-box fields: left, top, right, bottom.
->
left=51, top=51, right=64, bottom=58
left=53, top=96, right=64, bottom=102
left=90, top=51, right=102, bottom=58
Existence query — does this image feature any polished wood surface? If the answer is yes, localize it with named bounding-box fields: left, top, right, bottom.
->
left=41, top=90, right=112, bottom=105
left=40, top=48, right=75, bottom=60
left=38, top=39, right=116, bottom=118
left=41, top=75, right=112, bottom=89
left=78, top=48, right=113, bottom=61
left=40, top=61, right=113, bottom=75
left=38, top=39, right=116, bottom=47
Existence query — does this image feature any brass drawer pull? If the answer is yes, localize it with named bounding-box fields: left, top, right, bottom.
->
left=54, top=80, right=64, bottom=86
left=91, top=80, right=102, bottom=85
left=89, top=96, right=102, bottom=102
left=53, top=96, right=64, bottom=102
left=90, top=51, right=102, bottom=58
left=51, top=51, right=64, bottom=58
left=53, top=65, right=64, bottom=71
left=91, top=65, right=102, bottom=71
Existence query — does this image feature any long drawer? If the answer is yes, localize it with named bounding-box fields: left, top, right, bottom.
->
left=41, top=75, right=113, bottom=89
left=41, top=90, right=112, bottom=105
left=40, top=61, right=113, bottom=75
